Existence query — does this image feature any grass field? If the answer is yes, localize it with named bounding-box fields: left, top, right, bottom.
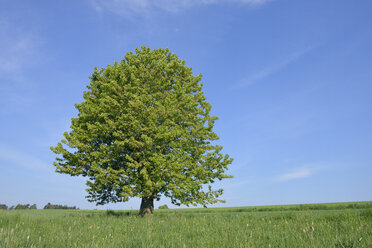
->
left=0, top=202, right=371, bottom=247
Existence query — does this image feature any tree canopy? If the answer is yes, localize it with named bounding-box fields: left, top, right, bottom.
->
left=51, top=46, right=233, bottom=215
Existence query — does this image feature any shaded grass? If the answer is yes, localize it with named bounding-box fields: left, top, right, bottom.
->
left=0, top=202, right=371, bottom=247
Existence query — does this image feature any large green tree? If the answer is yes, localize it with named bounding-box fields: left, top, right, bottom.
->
left=51, top=47, right=233, bottom=215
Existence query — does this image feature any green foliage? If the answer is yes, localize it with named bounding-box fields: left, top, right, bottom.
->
left=43, top=203, right=77, bottom=210
left=10, top=204, right=38, bottom=210
left=0, top=202, right=371, bottom=247
left=51, top=46, right=233, bottom=208
left=0, top=204, right=7, bottom=210
left=158, top=204, right=169, bottom=209
left=15, top=204, right=30, bottom=210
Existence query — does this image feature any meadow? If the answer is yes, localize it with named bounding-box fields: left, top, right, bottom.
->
left=0, top=202, right=371, bottom=247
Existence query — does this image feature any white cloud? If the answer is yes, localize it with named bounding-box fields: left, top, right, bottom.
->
left=0, top=146, right=50, bottom=171
left=0, top=18, right=45, bottom=115
left=91, top=0, right=271, bottom=17
left=234, top=46, right=314, bottom=89
left=0, top=19, right=41, bottom=77
left=275, top=168, right=312, bottom=182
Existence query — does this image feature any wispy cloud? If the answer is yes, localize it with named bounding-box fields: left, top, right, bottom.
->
left=234, top=46, right=314, bottom=89
left=0, top=18, right=45, bottom=114
left=0, top=146, right=50, bottom=171
left=0, top=20, right=41, bottom=77
left=91, top=0, right=272, bottom=17
left=274, top=168, right=312, bottom=182
left=0, top=17, right=41, bottom=81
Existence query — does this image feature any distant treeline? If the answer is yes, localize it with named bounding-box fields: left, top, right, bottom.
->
left=43, top=203, right=78, bottom=210
left=0, top=204, right=36, bottom=210
left=0, top=203, right=78, bottom=210
left=169, top=202, right=372, bottom=215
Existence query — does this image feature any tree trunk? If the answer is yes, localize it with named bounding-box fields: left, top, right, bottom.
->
left=139, top=197, right=154, bottom=216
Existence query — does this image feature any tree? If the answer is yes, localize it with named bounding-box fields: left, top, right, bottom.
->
left=51, top=46, right=233, bottom=215
left=15, top=204, right=30, bottom=210
left=30, top=204, right=37, bottom=209
left=158, top=204, right=169, bottom=210
left=43, top=203, right=52, bottom=209
left=0, top=204, right=8, bottom=210
left=43, top=203, right=77, bottom=209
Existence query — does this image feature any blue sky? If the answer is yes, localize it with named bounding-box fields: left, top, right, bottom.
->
left=0, top=0, right=371, bottom=210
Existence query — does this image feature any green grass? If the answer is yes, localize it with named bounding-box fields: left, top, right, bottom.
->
left=0, top=202, right=371, bottom=247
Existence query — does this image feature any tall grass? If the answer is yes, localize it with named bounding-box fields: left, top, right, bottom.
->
left=0, top=202, right=371, bottom=247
